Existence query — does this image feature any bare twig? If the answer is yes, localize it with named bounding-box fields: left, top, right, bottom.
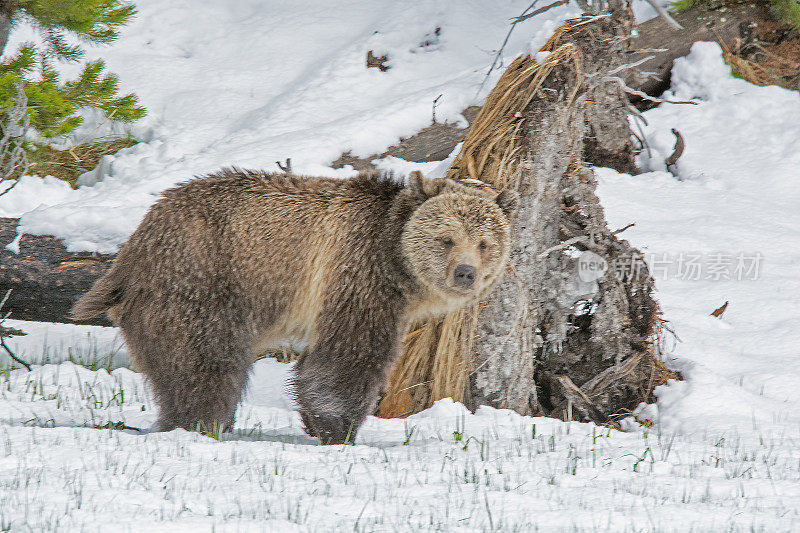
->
left=476, top=1, right=540, bottom=98
left=567, top=13, right=611, bottom=27
left=630, top=48, right=669, bottom=54
left=0, top=290, right=31, bottom=371
left=643, top=0, right=683, bottom=31
left=276, top=158, right=292, bottom=174
left=604, top=55, right=655, bottom=77
left=603, top=76, right=697, bottom=105
left=432, top=94, right=443, bottom=124
left=0, top=336, right=30, bottom=371
left=627, top=104, right=651, bottom=157
left=513, top=0, right=571, bottom=24
left=0, top=177, right=19, bottom=197
left=613, top=222, right=635, bottom=234
left=0, top=82, right=30, bottom=197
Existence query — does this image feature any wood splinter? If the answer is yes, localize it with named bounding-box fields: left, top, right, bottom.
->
left=665, top=128, right=684, bottom=173
left=556, top=375, right=607, bottom=424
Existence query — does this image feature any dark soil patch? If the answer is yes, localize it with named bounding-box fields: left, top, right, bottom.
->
left=331, top=106, right=479, bottom=171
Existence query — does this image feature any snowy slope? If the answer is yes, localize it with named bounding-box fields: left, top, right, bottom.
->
left=596, top=42, right=800, bottom=439
left=1, top=0, right=584, bottom=253
left=0, top=0, right=666, bottom=253
left=1, top=1, right=799, bottom=530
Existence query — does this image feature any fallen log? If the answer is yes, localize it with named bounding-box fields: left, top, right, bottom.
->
left=0, top=217, right=114, bottom=326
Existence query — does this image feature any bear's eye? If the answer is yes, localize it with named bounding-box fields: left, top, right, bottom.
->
left=441, top=237, right=454, bottom=248
left=479, top=240, right=488, bottom=251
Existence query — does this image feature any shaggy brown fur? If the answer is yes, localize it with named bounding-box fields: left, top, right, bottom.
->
left=71, top=168, right=518, bottom=444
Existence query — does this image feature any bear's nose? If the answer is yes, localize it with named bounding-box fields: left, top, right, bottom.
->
left=453, top=264, right=477, bottom=288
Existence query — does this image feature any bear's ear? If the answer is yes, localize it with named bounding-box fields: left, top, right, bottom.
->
left=408, top=171, right=426, bottom=198
left=495, top=189, right=519, bottom=217
left=407, top=171, right=447, bottom=201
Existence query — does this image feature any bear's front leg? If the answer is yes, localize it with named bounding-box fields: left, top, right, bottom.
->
left=292, top=306, right=405, bottom=444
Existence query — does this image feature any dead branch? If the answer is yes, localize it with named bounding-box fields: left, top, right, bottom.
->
left=0, top=289, right=32, bottom=371
left=602, top=76, right=698, bottom=104
left=276, top=158, right=292, bottom=173
left=612, top=222, right=635, bottom=234
left=0, top=336, right=30, bottom=371
left=567, top=13, right=611, bottom=28
left=432, top=94, right=443, bottom=124
left=605, top=55, right=655, bottom=76
left=0, top=82, right=30, bottom=198
left=513, top=0, right=571, bottom=24
left=556, top=375, right=606, bottom=424
left=477, top=0, right=563, bottom=98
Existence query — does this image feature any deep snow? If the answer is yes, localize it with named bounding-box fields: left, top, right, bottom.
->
left=1, top=1, right=799, bottom=531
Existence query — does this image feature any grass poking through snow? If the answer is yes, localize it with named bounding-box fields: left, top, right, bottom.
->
left=0, top=359, right=798, bottom=531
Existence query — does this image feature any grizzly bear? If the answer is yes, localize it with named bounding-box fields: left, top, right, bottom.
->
left=72, top=168, right=518, bottom=444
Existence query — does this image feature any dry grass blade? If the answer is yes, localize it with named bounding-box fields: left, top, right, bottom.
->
left=447, top=43, right=581, bottom=189
left=379, top=320, right=440, bottom=418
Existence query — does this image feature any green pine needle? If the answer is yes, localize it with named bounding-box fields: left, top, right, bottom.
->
left=0, top=1, right=145, bottom=138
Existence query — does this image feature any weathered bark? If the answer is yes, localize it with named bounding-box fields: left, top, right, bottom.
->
left=0, top=218, right=114, bottom=326
left=468, top=94, right=582, bottom=415
left=467, top=1, right=665, bottom=420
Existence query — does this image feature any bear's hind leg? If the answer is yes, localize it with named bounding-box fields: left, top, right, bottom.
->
left=151, top=357, right=251, bottom=434
left=124, top=314, right=253, bottom=435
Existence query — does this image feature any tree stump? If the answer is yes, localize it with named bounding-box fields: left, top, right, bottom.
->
left=380, top=0, right=677, bottom=424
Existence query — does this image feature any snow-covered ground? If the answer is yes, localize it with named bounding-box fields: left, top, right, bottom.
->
left=3, top=360, right=799, bottom=532
left=1, top=1, right=799, bottom=531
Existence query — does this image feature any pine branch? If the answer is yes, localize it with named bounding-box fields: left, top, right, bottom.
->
left=17, top=0, right=137, bottom=44
left=0, top=2, right=145, bottom=138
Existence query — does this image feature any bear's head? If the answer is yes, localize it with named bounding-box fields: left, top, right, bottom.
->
left=401, top=172, right=519, bottom=313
